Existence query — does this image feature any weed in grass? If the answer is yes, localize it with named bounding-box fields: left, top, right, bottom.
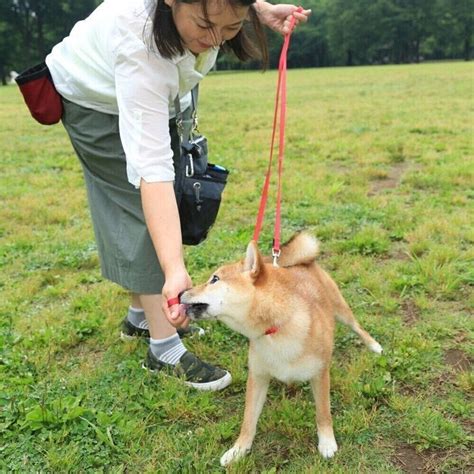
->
left=386, top=142, right=407, bottom=164
left=339, top=224, right=391, bottom=256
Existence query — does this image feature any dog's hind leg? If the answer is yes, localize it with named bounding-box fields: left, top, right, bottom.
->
left=319, top=269, right=382, bottom=353
left=220, top=371, right=271, bottom=467
left=334, top=298, right=383, bottom=354
left=311, top=366, right=338, bottom=458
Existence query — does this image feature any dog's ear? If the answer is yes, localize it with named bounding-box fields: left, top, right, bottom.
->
left=243, top=240, right=262, bottom=280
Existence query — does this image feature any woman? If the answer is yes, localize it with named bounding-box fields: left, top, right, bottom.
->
left=46, top=0, right=310, bottom=391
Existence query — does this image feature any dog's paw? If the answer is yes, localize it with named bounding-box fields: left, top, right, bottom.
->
left=318, top=436, right=338, bottom=459
left=370, top=341, right=383, bottom=354
left=220, top=446, right=249, bottom=466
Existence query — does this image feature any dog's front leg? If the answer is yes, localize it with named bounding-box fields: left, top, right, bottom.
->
left=220, top=370, right=270, bottom=467
left=310, top=366, right=338, bottom=458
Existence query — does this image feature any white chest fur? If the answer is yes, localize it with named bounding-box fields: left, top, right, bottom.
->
left=250, top=337, right=324, bottom=383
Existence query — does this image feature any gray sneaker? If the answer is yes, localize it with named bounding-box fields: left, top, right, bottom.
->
left=142, top=349, right=232, bottom=391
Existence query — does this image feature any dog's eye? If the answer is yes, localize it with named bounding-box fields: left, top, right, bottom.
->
left=209, top=275, right=220, bottom=284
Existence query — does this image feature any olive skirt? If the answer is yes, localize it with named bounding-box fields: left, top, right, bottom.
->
left=61, top=98, right=180, bottom=294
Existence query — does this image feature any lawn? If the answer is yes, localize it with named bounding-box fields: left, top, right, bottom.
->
left=1, top=61, right=473, bottom=472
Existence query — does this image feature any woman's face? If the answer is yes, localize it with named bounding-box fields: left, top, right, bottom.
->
left=165, top=0, right=249, bottom=54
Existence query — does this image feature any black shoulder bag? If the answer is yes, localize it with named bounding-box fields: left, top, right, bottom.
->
left=173, top=87, right=229, bottom=246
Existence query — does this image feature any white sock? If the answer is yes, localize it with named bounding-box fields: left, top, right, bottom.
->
left=127, top=307, right=148, bottom=329
left=149, top=334, right=187, bottom=365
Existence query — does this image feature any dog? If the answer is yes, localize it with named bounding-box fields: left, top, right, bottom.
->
left=181, top=232, right=383, bottom=466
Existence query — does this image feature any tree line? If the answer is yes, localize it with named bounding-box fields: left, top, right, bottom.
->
left=219, top=0, right=473, bottom=69
left=1, top=0, right=472, bottom=84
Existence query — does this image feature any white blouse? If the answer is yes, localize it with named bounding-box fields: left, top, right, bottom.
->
left=46, top=0, right=218, bottom=187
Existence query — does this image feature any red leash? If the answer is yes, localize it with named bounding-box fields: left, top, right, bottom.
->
left=253, top=8, right=302, bottom=265
left=169, top=11, right=302, bottom=308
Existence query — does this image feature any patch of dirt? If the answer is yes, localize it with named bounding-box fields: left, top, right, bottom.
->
left=444, top=349, right=472, bottom=373
left=401, top=299, right=420, bottom=326
left=398, top=383, right=419, bottom=396
left=392, top=445, right=472, bottom=473
left=368, top=162, right=409, bottom=196
left=333, top=164, right=351, bottom=174
left=453, top=331, right=469, bottom=344
left=461, top=418, right=474, bottom=436
left=390, top=248, right=411, bottom=261
left=392, top=445, right=427, bottom=473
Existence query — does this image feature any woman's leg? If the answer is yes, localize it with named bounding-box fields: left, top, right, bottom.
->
left=127, top=293, right=177, bottom=339
left=61, top=99, right=230, bottom=390
left=131, top=293, right=142, bottom=309
left=138, top=294, right=176, bottom=339
left=139, top=293, right=185, bottom=365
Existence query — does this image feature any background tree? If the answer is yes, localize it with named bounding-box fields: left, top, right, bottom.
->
left=447, top=0, right=473, bottom=60
left=0, top=2, right=19, bottom=84
left=0, top=0, right=98, bottom=83
left=1, top=0, right=472, bottom=84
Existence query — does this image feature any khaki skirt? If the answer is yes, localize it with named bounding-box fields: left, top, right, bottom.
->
left=61, top=98, right=180, bottom=294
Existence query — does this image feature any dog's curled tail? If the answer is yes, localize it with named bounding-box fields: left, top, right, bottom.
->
left=279, top=232, right=320, bottom=267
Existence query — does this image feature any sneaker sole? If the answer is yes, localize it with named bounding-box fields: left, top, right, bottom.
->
left=142, top=364, right=232, bottom=392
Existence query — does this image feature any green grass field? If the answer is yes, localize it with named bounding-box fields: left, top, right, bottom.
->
left=1, top=62, right=473, bottom=472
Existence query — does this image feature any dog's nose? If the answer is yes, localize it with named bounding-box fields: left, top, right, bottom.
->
left=178, top=288, right=192, bottom=300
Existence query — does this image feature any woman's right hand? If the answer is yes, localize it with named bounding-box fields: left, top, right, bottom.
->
left=161, top=266, right=192, bottom=328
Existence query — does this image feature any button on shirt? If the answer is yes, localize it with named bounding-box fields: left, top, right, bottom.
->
left=46, top=0, right=218, bottom=187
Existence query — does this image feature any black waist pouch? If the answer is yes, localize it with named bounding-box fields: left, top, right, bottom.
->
left=176, top=159, right=229, bottom=246
left=173, top=89, right=229, bottom=245
left=15, top=62, right=63, bottom=125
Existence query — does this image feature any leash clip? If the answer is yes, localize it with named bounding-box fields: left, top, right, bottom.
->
left=272, top=248, right=281, bottom=267
left=185, top=153, right=194, bottom=177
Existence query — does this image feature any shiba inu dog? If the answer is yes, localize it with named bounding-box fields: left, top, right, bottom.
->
left=180, top=232, right=383, bottom=466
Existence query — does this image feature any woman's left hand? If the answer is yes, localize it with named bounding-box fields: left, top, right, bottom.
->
left=255, top=3, right=311, bottom=35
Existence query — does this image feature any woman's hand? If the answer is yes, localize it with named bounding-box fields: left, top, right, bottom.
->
left=255, top=2, right=311, bottom=35
left=161, top=266, right=193, bottom=329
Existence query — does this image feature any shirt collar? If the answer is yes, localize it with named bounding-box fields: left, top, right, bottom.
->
left=172, top=47, right=219, bottom=95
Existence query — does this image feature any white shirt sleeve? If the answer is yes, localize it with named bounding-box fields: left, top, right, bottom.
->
left=114, top=39, right=179, bottom=188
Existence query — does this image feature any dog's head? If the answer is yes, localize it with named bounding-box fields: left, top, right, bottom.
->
left=180, top=240, right=264, bottom=337
left=180, top=232, right=320, bottom=338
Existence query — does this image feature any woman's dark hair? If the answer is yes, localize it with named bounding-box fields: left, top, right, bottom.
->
left=152, top=0, right=268, bottom=66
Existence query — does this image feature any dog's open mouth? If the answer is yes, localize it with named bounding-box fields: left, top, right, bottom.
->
left=185, top=303, right=209, bottom=319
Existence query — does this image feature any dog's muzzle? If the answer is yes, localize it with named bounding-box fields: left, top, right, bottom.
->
left=184, top=303, right=209, bottom=319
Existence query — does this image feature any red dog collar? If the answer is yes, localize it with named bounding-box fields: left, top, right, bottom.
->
left=264, top=326, right=279, bottom=336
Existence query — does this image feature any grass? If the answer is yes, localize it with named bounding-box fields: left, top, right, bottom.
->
left=1, top=61, right=473, bottom=472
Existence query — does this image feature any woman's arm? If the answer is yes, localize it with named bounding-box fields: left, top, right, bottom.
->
left=141, top=179, right=191, bottom=327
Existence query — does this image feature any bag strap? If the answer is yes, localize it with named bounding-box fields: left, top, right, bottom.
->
left=174, top=86, right=199, bottom=145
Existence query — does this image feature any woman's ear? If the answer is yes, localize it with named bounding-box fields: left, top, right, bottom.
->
left=164, top=0, right=175, bottom=7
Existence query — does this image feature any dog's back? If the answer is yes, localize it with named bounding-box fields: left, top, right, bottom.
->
left=267, top=232, right=342, bottom=318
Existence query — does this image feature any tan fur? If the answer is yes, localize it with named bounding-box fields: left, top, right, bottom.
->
left=181, top=231, right=383, bottom=466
